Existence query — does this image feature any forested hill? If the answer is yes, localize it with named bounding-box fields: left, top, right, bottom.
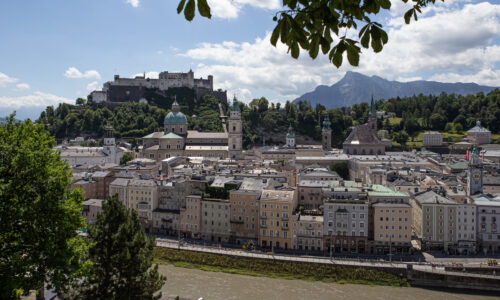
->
left=294, top=71, right=498, bottom=108
left=37, top=89, right=500, bottom=149
left=37, top=93, right=225, bottom=142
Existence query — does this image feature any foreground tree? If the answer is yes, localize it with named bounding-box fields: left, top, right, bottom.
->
left=0, top=115, right=86, bottom=299
left=78, top=195, right=165, bottom=299
left=177, top=0, right=442, bottom=67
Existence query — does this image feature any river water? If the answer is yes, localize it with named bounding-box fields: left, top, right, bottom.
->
left=158, top=264, right=499, bottom=300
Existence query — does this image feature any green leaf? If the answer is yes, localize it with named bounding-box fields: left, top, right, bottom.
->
left=371, top=38, right=383, bottom=53
left=331, top=50, right=343, bottom=68
left=309, top=35, right=320, bottom=59
left=346, top=43, right=360, bottom=67
left=281, top=15, right=290, bottom=43
left=380, top=0, right=391, bottom=10
left=184, top=0, right=195, bottom=21
left=404, top=8, right=413, bottom=24
left=360, top=30, right=370, bottom=48
left=291, top=42, right=300, bottom=59
left=177, top=0, right=186, bottom=14
left=380, top=29, right=388, bottom=44
left=320, top=37, right=330, bottom=54
left=270, top=22, right=281, bottom=46
left=197, top=0, right=211, bottom=18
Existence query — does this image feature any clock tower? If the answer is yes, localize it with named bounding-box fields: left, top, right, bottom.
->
left=467, top=145, right=483, bottom=197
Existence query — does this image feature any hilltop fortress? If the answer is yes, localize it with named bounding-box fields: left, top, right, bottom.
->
left=91, top=70, right=227, bottom=104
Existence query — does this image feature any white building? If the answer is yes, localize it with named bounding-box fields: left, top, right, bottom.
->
left=473, top=194, right=500, bottom=254
left=323, top=199, right=369, bottom=253
left=423, top=131, right=443, bottom=146
left=467, top=121, right=491, bottom=144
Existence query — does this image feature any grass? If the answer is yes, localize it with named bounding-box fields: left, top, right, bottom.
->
left=154, top=247, right=408, bottom=287
left=387, top=117, right=402, bottom=126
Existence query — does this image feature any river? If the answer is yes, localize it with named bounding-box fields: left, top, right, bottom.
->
left=158, top=264, right=499, bottom=300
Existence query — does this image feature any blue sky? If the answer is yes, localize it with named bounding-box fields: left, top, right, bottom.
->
left=1, top=0, right=499, bottom=119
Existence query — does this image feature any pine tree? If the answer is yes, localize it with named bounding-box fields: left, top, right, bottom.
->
left=79, top=195, right=165, bottom=299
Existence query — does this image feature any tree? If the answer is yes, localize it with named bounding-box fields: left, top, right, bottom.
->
left=393, top=130, right=409, bottom=149
left=0, top=115, right=86, bottom=299
left=177, top=0, right=441, bottom=67
left=331, top=162, right=349, bottom=180
left=75, top=98, right=86, bottom=106
left=78, top=195, right=165, bottom=299
left=454, top=123, right=463, bottom=133
left=120, top=152, right=134, bottom=165
left=444, top=122, right=454, bottom=133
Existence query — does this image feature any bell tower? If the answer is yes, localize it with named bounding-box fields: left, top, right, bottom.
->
left=368, top=95, right=377, bottom=132
left=286, top=124, right=296, bottom=148
left=322, top=113, right=332, bottom=151
left=467, top=145, right=483, bottom=197
left=228, top=97, right=242, bottom=159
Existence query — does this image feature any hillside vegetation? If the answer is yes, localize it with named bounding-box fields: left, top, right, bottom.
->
left=36, top=88, right=500, bottom=149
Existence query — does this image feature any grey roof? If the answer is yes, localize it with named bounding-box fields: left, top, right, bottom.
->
left=473, top=194, right=500, bottom=207
left=467, top=121, right=490, bottom=133
left=238, top=177, right=270, bottom=191
left=83, top=199, right=104, bottom=207
left=414, top=191, right=456, bottom=205
left=298, top=180, right=331, bottom=188
left=128, top=179, right=157, bottom=187
left=484, top=176, right=500, bottom=185
left=343, top=124, right=383, bottom=145
left=110, top=178, right=130, bottom=187
left=187, top=131, right=228, bottom=139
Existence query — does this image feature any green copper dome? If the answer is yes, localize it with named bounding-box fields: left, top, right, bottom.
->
left=323, top=114, right=331, bottom=130
left=286, top=124, right=295, bottom=139
left=164, top=111, right=187, bottom=125
left=231, top=98, right=240, bottom=112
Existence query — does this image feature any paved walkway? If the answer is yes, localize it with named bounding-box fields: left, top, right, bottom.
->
left=156, top=238, right=499, bottom=280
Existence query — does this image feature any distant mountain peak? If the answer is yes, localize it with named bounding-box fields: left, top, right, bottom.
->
left=294, top=72, right=498, bottom=108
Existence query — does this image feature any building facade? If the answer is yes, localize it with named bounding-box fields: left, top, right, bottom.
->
left=259, top=189, right=297, bottom=250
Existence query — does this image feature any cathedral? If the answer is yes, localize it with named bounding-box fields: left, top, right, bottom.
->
left=343, top=96, right=385, bottom=155
left=141, top=100, right=242, bottom=160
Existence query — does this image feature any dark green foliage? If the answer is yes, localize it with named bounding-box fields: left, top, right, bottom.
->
left=331, top=162, right=349, bottom=180
left=37, top=92, right=223, bottom=140
left=0, top=114, right=86, bottom=298
left=120, top=152, right=134, bottom=165
left=78, top=195, right=165, bottom=299
left=177, top=0, right=440, bottom=68
left=203, top=183, right=237, bottom=200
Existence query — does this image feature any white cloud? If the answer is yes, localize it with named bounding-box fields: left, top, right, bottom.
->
left=208, top=0, right=280, bottom=19
left=64, top=67, right=101, bottom=80
left=126, top=0, right=140, bottom=8
left=86, top=81, right=99, bottom=91
left=0, top=72, right=18, bottom=87
left=0, top=91, right=73, bottom=109
left=183, top=2, right=500, bottom=100
left=15, top=83, right=30, bottom=90
left=429, top=69, right=500, bottom=87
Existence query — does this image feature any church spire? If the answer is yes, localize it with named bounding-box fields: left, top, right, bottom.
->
left=370, top=94, right=375, bottom=114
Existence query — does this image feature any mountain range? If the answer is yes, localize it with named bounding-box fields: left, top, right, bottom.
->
left=294, top=71, right=498, bottom=108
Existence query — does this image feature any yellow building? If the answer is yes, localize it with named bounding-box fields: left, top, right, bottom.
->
left=127, top=179, right=159, bottom=233
left=258, top=189, right=297, bottom=250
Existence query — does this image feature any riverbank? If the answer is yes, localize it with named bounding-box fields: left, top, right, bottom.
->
left=153, top=247, right=408, bottom=287
left=157, top=264, right=498, bottom=300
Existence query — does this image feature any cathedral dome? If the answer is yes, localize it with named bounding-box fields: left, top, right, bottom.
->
left=164, top=111, right=187, bottom=125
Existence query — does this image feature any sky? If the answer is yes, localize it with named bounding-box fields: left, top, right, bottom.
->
left=0, top=0, right=499, bottom=120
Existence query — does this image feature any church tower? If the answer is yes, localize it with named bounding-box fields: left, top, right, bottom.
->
left=322, top=113, right=332, bottom=151
left=103, top=124, right=115, bottom=147
left=467, top=145, right=483, bottom=197
left=102, top=124, right=118, bottom=163
left=228, top=97, right=242, bottom=159
left=286, top=124, right=296, bottom=148
left=368, top=95, right=377, bottom=132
